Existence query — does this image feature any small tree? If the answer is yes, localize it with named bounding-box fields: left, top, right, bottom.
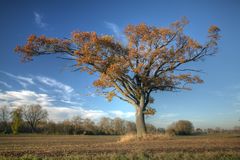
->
left=71, top=115, right=83, bottom=134
left=11, top=108, right=23, bottom=134
left=99, top=117, right=112, bottom=134
left=22, top=104, right=48, bottom=133
left=167, top=120, right=194, bottom=135
left=112, top=117, right=125, bottom=135
left=82, top=118, right=96, bottom=135
left=195, top=128, right=203, bottom=134
left=15, top=17, right=220, bottom=137
left=61, top=120, right=73, bottom=134
left=0, top=105, right=10, bottom=134
left=146, top=123, right=157, bottom=133
left=125, top=121, right=136, bottom=134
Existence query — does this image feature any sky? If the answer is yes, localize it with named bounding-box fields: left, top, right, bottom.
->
left=0, top=0, right=240, bottom=129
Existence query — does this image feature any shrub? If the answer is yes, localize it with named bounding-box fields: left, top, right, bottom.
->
left=167, top=120, right=194, bottom=135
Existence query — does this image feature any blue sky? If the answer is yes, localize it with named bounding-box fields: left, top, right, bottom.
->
left=0, top=0, right=240, bottom=129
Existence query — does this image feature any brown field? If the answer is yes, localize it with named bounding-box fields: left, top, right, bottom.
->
left=0, top=134, right=240, bottom=159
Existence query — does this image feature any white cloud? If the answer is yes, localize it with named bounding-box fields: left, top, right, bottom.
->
left=0, top=90, right=54, bottom=106
left=191, top=119, right=205, bottom=123
left=0, top=81, right=12, bottom=88
left=46, top=106, right=135, bottom=122
left=0, top=71, right=34, bottom=88
left=87, top=92, right=96, bottom=97
left=145, top=112, right=180, bottom=128
left=147, top=118, right=175, bottom=128
left=0, top=90, right=85, bottom=121
left=0, top=71, right=135, bottom=122
left=0, top=88, right=135, bottom=122
left=36, top=76, right=73, bottom=94
left=45, top=106, right=108, bottom=121
left=60, top=100, right=83, bottom=106
left=0, top=71, right=80, bottom=105
left=160, top=113, right=179, bottom=118
left=34, top=12, right=47, bottom=28
left=36, top=76, right=78, bottom=103
left=104, top=21, right=127, bottom=44
left=39, top=87, right=48, bottom=93
left=0, top=90, right=88, bottom=121
left=110, top=110, right=135, bottom=119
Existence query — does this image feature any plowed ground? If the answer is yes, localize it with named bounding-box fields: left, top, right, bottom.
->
left=0, top=134, right=239, bottom=157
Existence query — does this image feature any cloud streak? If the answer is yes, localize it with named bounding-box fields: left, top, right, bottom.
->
left=0, top=71, right=34, bottom=88
left=160, top=113, right=179, bottom=118
left=109, top=110, right=135, bottom=119
left=36, top=76, right=73, bottom=94
left=34, top=12, right=47, bottom=28
left=36, top=76, right=78, bottom=103
left=104, top=21, right=127, bottom=44
left=0, top=71, right=80, bottom=106
left=0, top=81, right=12, bottom=88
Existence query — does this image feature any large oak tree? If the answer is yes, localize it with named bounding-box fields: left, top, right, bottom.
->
left=15, top=18, right=220, bottom=137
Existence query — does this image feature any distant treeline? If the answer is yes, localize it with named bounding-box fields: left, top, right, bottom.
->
left=0, top=104, right=162, bottom=135
left=1, top=105, right=240, bottom=135
left=1, top=116, right=161, bottom=135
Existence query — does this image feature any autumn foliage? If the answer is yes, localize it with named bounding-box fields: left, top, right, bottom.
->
left=15, top=17, right=220, bottom=137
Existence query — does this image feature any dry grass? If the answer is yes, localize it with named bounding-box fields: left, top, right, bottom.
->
left=118, top=133, right=136, bottom=143
left=118, top=133, right=172, bottom=143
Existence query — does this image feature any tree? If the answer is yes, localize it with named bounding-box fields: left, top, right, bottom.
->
left=82, top=118, right=96, bottom=135
left=11, top=108, right=23, bottom=134
left=45, top=120, right=58, bottom=134
left=0, top=105, right=10, bottom=133
left=112, top=117, right=125, bottom=135
left=125, top=121, right=136, bottom=134
left=195, top=128, right=203, bottom=135
left=22, top=104, right=48, bottom=132
left=146, top=123, right=157, bottom=133
left=167, top=120, right=194, bottom=135
left=71, top=115, right=83, bottom=134
left=15, top=17, right=220, bottom=137
left=61, top=119, right=73, bottom=134
left=99, top=117, right=112, bottom=134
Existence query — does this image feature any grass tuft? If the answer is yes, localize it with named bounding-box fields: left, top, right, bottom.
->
left=118, top=133, right=172, bottom=143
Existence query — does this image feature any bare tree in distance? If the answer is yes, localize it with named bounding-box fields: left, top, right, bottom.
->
left=112, top=117, right=126, bottom=135
left=0, top=105, right=9, bottom=122
left=0, top=105, right=10, bottom=133
left=22, top=104, right=48, bottom=133
left=71, top=115, right=83, bottom=134
left=15, top=17, right=220, bottom=137
left=99, top=117, right=112, bottom=134
left=82, top=118, right=96, bottom=135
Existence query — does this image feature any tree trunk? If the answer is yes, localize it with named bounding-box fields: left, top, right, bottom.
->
left=136, top=107, right=147, bottom=137
left=30, top=123, right=36, bottom=133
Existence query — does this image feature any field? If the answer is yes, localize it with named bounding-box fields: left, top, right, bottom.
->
left=0, top=134, right=240, bottom=160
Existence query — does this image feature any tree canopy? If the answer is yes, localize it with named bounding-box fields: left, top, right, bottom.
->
left=15, top=17, right=220, bottom=137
